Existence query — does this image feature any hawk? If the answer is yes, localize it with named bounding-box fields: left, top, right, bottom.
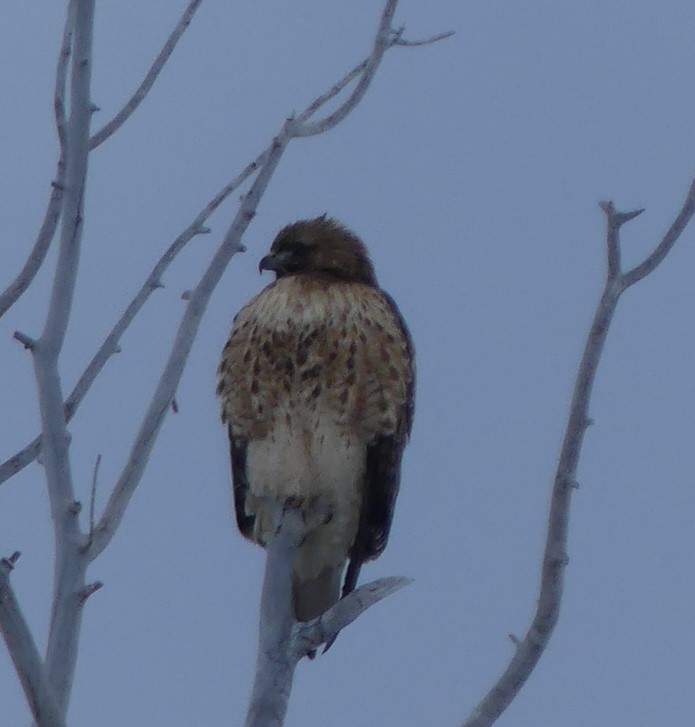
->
left=217, top=216, right=415, bottom=624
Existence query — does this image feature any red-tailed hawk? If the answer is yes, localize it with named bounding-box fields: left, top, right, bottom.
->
left=217, top=216, right=415, bottom=623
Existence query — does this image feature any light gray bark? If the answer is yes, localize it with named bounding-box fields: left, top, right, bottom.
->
left=245, top=502, right=410, bottom=727
left=462, top=183, right=695, bottom=727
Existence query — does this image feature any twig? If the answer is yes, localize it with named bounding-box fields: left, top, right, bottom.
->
left=599, top=200, right=644, bottom=282
left=393, top=29, right=456, bottom=46
left=77, top=581, right=103, bottom=606
left=461, top=188, right=694, bottom=727
left=89, top=0, right=205, bottom=149
left=0, top=555, right=65, bottom=727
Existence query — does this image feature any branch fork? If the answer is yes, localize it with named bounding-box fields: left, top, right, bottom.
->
left=462, top=182, right=695, bottom=727
left=245, top=499, right=411, bottom=727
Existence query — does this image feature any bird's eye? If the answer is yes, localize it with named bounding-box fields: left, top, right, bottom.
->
left=280, top=240, right=310, bottom=255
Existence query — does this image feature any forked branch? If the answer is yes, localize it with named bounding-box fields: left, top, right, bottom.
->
left=462, top=178, right=695, bottom=727
left=245, top=501, right=410, bottom=727
left=0, top=555, right=65, bottom=727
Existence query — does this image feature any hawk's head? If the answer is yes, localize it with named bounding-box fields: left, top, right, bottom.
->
left=259, top=216, right=377, bottom=286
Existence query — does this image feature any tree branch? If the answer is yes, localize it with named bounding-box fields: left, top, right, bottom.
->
left=461, top=189, right=692, bottom=726
left=294, top=11, right=453, bottom=136
left=244, top=504, right=308, bottom=727
left=89, top=0, right=205, bottom=149
left=0, top=150, right=266, bottom=488
left=621, top=175, right=695, bottom=289
left=244, top=501, right=410, bottom=727
left=393, top=29, right=456, bottom=46
left=0, top=5, right=73, bottom=319
left=294, top=576, right=411, bottom=656
left=86, top=119, right=294, bottom=560
left=27, top=2, right=95, bottom=717
left=0, top=554, right=65, bottom=727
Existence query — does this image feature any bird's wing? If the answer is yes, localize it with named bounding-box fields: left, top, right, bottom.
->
left=228, top=426, right=255, bottom=539
left=344, top=290, right=415, bottom=598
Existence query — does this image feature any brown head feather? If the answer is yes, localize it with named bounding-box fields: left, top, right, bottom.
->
left=259, top=216, right=377, bottom=286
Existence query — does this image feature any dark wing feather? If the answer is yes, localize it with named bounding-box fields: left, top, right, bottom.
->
left=344, top=433, right=404, bottom=595
left=228, top=425, right=255, bottom=539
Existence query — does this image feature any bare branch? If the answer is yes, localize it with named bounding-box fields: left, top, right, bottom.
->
left=87, top=119, right=294, bottom=561
left=87, top=454, right=102, bottom=546
left=0, top=555, right=65, bottom=727
left=294, top=9, right=451, bottom=137
left=89, top=0, right=205, bottom=149
left=0, top=151, right=266, bottom=488
left=296, top=58, right=369, bottom=124
left=0, top=5, right=73, bottom=319
left=53, top=3, right=73, bottom=150
left=295, top=576, right=412, bottom=656
left=393, top=29, right=456, bottom=46
left=0, top=166, right=66, bottom=319
left=77, top=581, right=103, bottom=606
left=598, top=201, right=645, bottom=281
left=13, top=331, right=37, bottom=351
left=461, top=203, right=650, bottom=727
left=243, top=499, right=410, bottom=727
left=621, top=175, right=695, bottom=289
left=293, top=0, right=400, bottom=137
left=244, top=504, right=307, bottom=727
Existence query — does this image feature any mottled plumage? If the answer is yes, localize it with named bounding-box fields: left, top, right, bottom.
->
left=217, top=217, right=414, bottom=623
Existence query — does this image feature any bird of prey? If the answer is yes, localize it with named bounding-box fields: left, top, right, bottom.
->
left=217, top=216, right=415, bottom=623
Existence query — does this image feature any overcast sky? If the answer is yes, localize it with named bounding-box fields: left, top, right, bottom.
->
left=2, top=2, right=695, bottom=725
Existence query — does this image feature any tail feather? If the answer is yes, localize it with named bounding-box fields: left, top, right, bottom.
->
left=292, top=565, right=341, bottom=622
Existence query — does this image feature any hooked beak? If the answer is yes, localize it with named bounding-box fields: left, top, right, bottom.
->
left=258, top=250, right=292, bottom=275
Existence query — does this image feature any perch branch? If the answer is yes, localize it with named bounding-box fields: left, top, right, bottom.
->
left=0, top=555, right=65, bottom=727
left=244, top=503, right=309, bottom=727
left=244, top=501, right=409, bottom=727
left=462, top=188, right=692, bottom=727
left=294, top=576, right=411, bottom=656
left=89, top=0, right=205, bottom=149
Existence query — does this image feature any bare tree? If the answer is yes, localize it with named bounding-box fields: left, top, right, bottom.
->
left=0, top=2, right=450, bottom=725
left=3, top=3, right=692, bottom=727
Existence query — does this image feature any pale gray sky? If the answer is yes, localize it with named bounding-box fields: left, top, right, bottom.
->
left=2, top=2, right=695, bottom=725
